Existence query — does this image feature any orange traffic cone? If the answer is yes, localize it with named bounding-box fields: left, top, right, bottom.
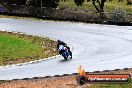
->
left=78, top=65, right=86, bottom=76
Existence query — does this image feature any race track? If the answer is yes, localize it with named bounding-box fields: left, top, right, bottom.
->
left=0, top=18, right=132, bottom=80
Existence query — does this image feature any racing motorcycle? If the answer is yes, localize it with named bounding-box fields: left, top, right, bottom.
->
left=58, top=45, right=72, bottom=60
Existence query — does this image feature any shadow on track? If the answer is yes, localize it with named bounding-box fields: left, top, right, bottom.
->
left=60, top=59, right=72, bottom=62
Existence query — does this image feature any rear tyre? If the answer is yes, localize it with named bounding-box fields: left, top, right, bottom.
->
left=64, top=57, right=67, bottom=60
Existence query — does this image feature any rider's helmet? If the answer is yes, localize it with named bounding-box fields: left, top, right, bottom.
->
left=57, top=39, right=61, bottom=43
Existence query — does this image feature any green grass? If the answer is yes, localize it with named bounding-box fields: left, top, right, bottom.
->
left=59, top=0, right=132, bottom=14
left=0, top=35, right=42, bottom=64
left=85, top=78, right=132, bottom=88
left=0, top=31, right=57, bottom=65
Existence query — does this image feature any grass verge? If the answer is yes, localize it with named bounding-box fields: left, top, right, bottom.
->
left=0, top=31, right=58, bottom=65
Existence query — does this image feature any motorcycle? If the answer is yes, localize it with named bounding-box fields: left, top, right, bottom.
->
left=58, top=45, right=72, bottom=60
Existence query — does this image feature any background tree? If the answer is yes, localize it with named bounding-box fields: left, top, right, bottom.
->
left=92, top=0, right=107, bottom=21
left=73, top=0, right=107, bottom=20
left=74, top=0, right=85, bottom=6
left=73, top=0, right=106, bottom=12
left=118, top=0, right=123, bottom=2
left=43, top=0, right=59, bottom=8
left=0, top=0, right=26, bottom=5
left=92, top=0, right=107, bottom=13
left=87, top=0, right=90, bottom=2
left=0, top=0, right=60, bottom=8
left=126, top=0, right=132, bottom=5
left=26, top=0, right=59, bottom=8
left=26, top=0, right=41, bottom=6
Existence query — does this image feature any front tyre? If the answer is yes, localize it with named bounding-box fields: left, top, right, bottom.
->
left=62, top=52, right=68, bottom=60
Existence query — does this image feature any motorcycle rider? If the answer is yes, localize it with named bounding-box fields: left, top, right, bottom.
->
left=57, top=40, right=72, bottom=58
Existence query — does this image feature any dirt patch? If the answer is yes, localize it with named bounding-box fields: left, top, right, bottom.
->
left=0, top=76, right=79, bottom=88
left=0, top=68, right=132, bottom=88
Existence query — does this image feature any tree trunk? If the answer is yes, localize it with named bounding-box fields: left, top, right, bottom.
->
left=92, top=0, right=100, bottom=12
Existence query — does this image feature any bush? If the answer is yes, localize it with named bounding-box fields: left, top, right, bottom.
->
left=126, top=0, right=132, bottom=5
left=111, top=9, right=126, bottom=23
left=74, top=0, right=85, bottom=6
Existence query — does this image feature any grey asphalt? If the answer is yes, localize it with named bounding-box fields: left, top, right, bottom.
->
left=0, top=18, right=132, bottom=80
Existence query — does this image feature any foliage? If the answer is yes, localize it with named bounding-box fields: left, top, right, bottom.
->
left=92, top=0, right=107, bottom=12
left=111, top=9, right=126, bottom=22
left=126, top=0, right=132, bottom=5
left=0, top=0, right=60, bottom=8
left=74, top=0, right=85, bottom=6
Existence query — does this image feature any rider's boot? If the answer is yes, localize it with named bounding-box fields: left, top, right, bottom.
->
left=68, top=50, right=72, bottom=59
